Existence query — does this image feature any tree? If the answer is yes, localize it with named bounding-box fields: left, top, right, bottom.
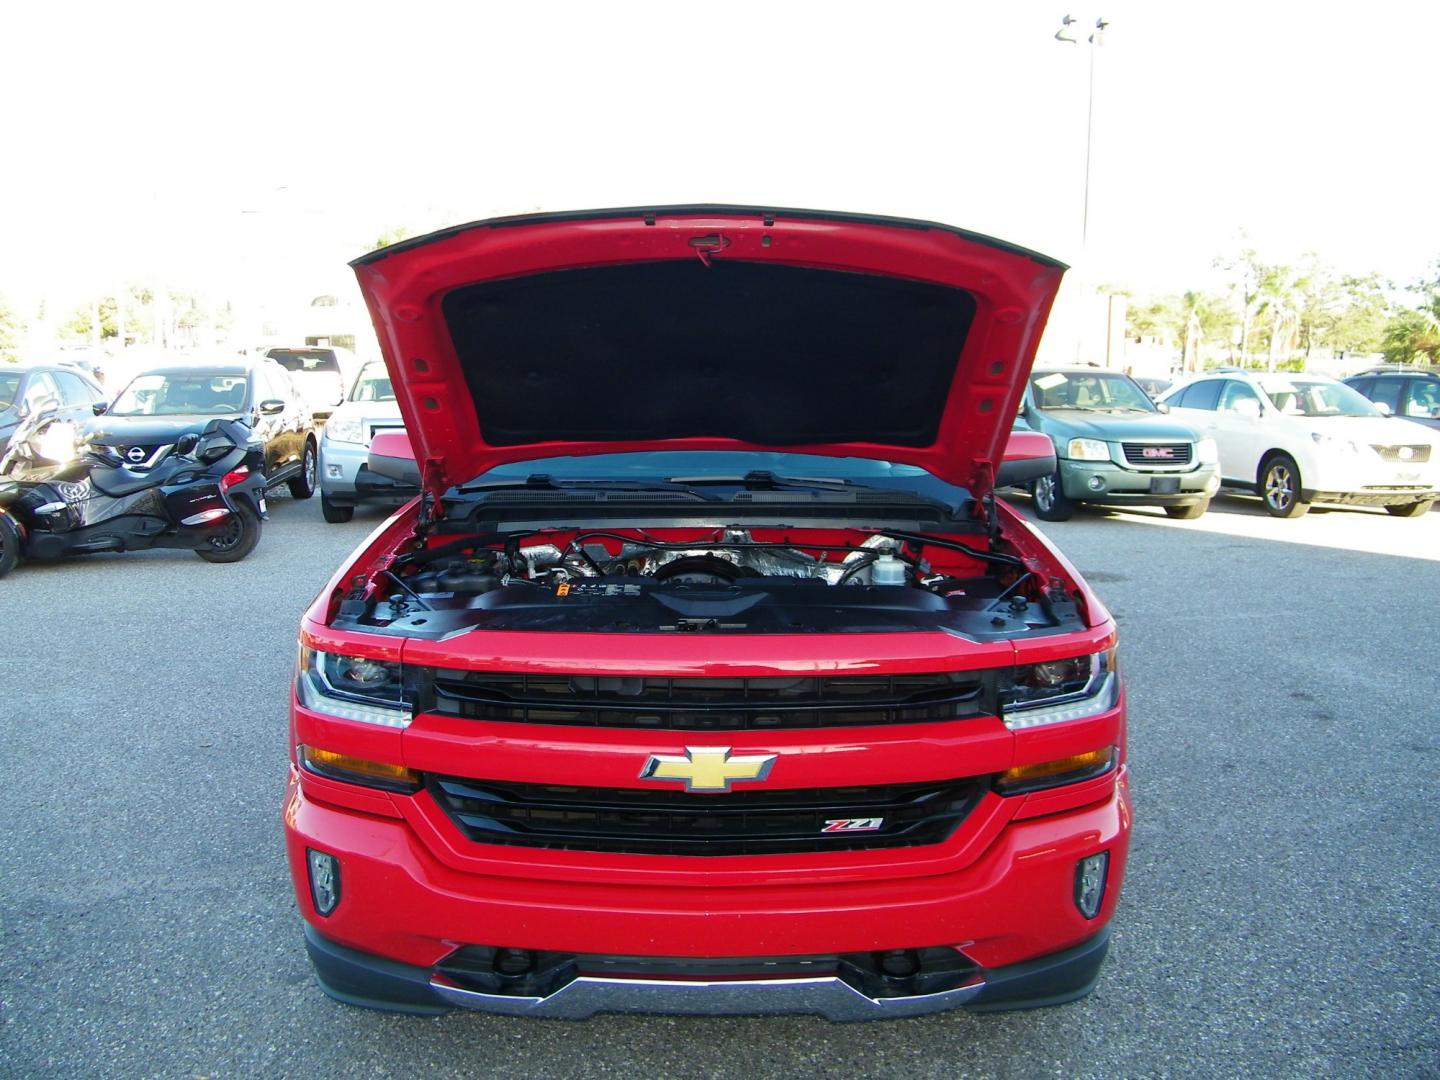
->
left=369, top=225, right=411, bottom=252
left=0, top=294, right=22, bottom=363
left=1380, top=262, right=1440, bottom=365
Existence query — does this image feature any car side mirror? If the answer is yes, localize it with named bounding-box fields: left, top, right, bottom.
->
left=368, top=431, right=420, bottom=486
left=92, top=401, right=109, bottom=415
left=1155, top=401, right=1170, bottom=414
left=1372, top=401, right=1393, bottom=417
left=1234, top=398, right=1262, bottom=419
left=997, top=429, right=1057, bottom=487
left=175, top=433, right=200, bottom=455
left=258, top=399, right=286, bottom=415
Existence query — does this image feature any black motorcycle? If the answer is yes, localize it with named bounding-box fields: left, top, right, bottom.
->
left=0, top=410, right=268, bottom=578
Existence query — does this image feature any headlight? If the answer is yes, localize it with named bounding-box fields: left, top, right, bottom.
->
left=296, top=646, right=411, bottom=727
left=1000, top=647, right=1117, bottom=730
left=324, top=416, right=364, bottom=445
left=1310, top=432, right=1362, bottom=454
left=1066, top=437, right=1111, bottom=461
left=1196, top=437, right=1219, bottom=465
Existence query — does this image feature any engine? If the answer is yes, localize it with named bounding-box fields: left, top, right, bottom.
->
left=406, top=529, right=913, bottom=593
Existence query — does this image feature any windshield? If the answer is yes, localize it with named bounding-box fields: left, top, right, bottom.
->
left=107, top=372, right=249, bottom=416
left=1030, top=371, right=1156, bottom=413
left=1256, top=377, right=1380, bottom=418
left=267, top=349, right=340, bottom=374
left=349, top=364, right=396, bottom=402
left=0, top=372, right=19, bottom=411
left=461, top=451, right=968, bottom=503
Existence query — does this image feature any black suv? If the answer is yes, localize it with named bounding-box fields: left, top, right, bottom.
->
left=87, top=360, right=319, bottom=497
left=1344, top=367, right=1440, bottom=431
left=1, top=361, right=107, bottom=456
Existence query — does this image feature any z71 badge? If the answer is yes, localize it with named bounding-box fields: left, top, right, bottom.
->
left=821, top=817, right=884, bottom=833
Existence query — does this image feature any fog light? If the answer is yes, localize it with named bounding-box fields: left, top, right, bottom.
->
left=307, top=848, right=341, bottom=916
left=326, top=463, right=342, bottom=479
left=1075, top=851, right=1110, bottom=919
left=1086, top=475, right=1105, bottom=492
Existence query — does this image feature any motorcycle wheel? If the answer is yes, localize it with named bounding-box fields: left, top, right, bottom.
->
left=0, top=514, right=20, bottom=578
left=196, top=502, right=262, bottom=563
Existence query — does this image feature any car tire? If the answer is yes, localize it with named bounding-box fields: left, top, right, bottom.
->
left=321, top=493, right=355, bottom=523
left=1259, top=454, right=1309, bottom=518
left=288, top=439, right=318, bottom=500
left=0, top=513, right=22, bottom=578
left=1031, top=468, right=1076, bottom=522
left=1163, top=500, right=1209, bottom=520
left=1385, top=499, right=1435, bottom=518
left=196, top=502, right=262, bottom=563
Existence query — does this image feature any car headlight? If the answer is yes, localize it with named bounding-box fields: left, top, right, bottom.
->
left=1196, top=437, right=1219, bottom=465
left=296, top=646, right=411, bottom=728
left=1066, top=437, right=1111, bottom=461
left=1310, top=432, right=1362, bottom=454
left=324, top=416, right=364, bottom=445
left=1000, top=647, right=1118, bottom=730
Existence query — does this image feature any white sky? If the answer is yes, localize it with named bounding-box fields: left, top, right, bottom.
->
left=2, top=0, right=1436, bottom=315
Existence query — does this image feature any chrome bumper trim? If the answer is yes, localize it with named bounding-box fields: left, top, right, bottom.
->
left=428, top=971, right=986, bottom=1021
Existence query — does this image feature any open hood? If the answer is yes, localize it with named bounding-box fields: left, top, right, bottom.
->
left=351, top=206, right=1064, bottom=498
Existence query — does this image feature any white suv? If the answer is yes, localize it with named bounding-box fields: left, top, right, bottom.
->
left=1159, top=371, right=1440, bottom=518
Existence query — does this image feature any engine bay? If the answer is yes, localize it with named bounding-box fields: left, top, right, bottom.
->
left=331, top=524, right=1086, bottom=640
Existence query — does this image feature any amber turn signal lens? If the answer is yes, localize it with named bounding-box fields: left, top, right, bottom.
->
left=996, top=747, right=1114, bottom=795
left=299, top=745, right=421, bottom=791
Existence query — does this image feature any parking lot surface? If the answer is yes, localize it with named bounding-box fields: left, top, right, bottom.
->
left=2, top=493, right=1437, bottom=1078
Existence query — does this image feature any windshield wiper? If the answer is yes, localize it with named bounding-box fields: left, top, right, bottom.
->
left=663, top=469, right=860, bottom=491
left=454, top=474, right=718, bottom=499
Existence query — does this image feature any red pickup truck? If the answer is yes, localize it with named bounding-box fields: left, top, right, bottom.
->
left=284, top=207, right=1129, bottom=1019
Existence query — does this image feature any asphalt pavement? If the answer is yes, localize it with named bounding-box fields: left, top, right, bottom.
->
left=2, top=491, right=1438, bottom=1079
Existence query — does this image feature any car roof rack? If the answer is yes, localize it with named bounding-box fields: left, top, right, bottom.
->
left=1353, top=364, right=1440, bottom=375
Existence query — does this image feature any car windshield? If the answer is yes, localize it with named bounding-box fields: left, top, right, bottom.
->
left=349, top=365, right=396, bottom=402
left=0, top=372, right=20, bottom=410
left=107, top=373, right=249, bottom=416
left=1256, top=377, right=1379, bottom=418
left=268, top=349, right=340, bottom=374
left=461, top=451, right=968, bottom=504
left=1030, top=371, right=1155, bottom=413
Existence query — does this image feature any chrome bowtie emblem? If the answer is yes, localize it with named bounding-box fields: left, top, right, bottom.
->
left=639, top=746, right=777, bottom=793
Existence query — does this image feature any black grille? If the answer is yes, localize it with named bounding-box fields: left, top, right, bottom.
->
left=428, top=775, right=986, bottom=855
left=1121, top=442, right=1192, bottom=466
left=1370, top=444, right=1431, bottom=463
left=424, top=671, right=990, bottom=730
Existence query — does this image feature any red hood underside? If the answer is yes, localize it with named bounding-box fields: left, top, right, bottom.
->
left=351, top=206, right=1064, bottom=496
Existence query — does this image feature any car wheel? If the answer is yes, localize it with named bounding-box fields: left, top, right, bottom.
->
left=1385, top=499, right=1435, bottom=518
left=1259, top=454, right=1309, bottom=518
left=321, top=493, right=355, bottom=523
left=196, top=502, right=262, bottom=563
left=0, top=513, right=21, bottom=578
left=1030, top=468, right=1076, bottom=522
left=1163, top=500, right=1209, bottom=520
left=288, top=439, right=317, bottom=499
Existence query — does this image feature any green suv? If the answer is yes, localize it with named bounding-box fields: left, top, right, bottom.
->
left=1020, top=367, right=1221, bottom=521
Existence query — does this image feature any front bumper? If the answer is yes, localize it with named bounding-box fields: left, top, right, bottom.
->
left=303, top=920, right=1112, bottom=1020
left=1058, top=459, right=1220, bottom=505
left=1301, top=487, right=1438, bottom=508
left=284, top=765, right=1130, bottom=1018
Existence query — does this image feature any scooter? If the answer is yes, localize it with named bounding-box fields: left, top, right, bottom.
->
left=0, top=408, right=269, bottom=578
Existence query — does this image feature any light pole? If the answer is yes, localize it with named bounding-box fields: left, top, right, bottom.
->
left=1055, top=15, right=1111, bottom=363
left=1054, top=15, right=1109, bottom=252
